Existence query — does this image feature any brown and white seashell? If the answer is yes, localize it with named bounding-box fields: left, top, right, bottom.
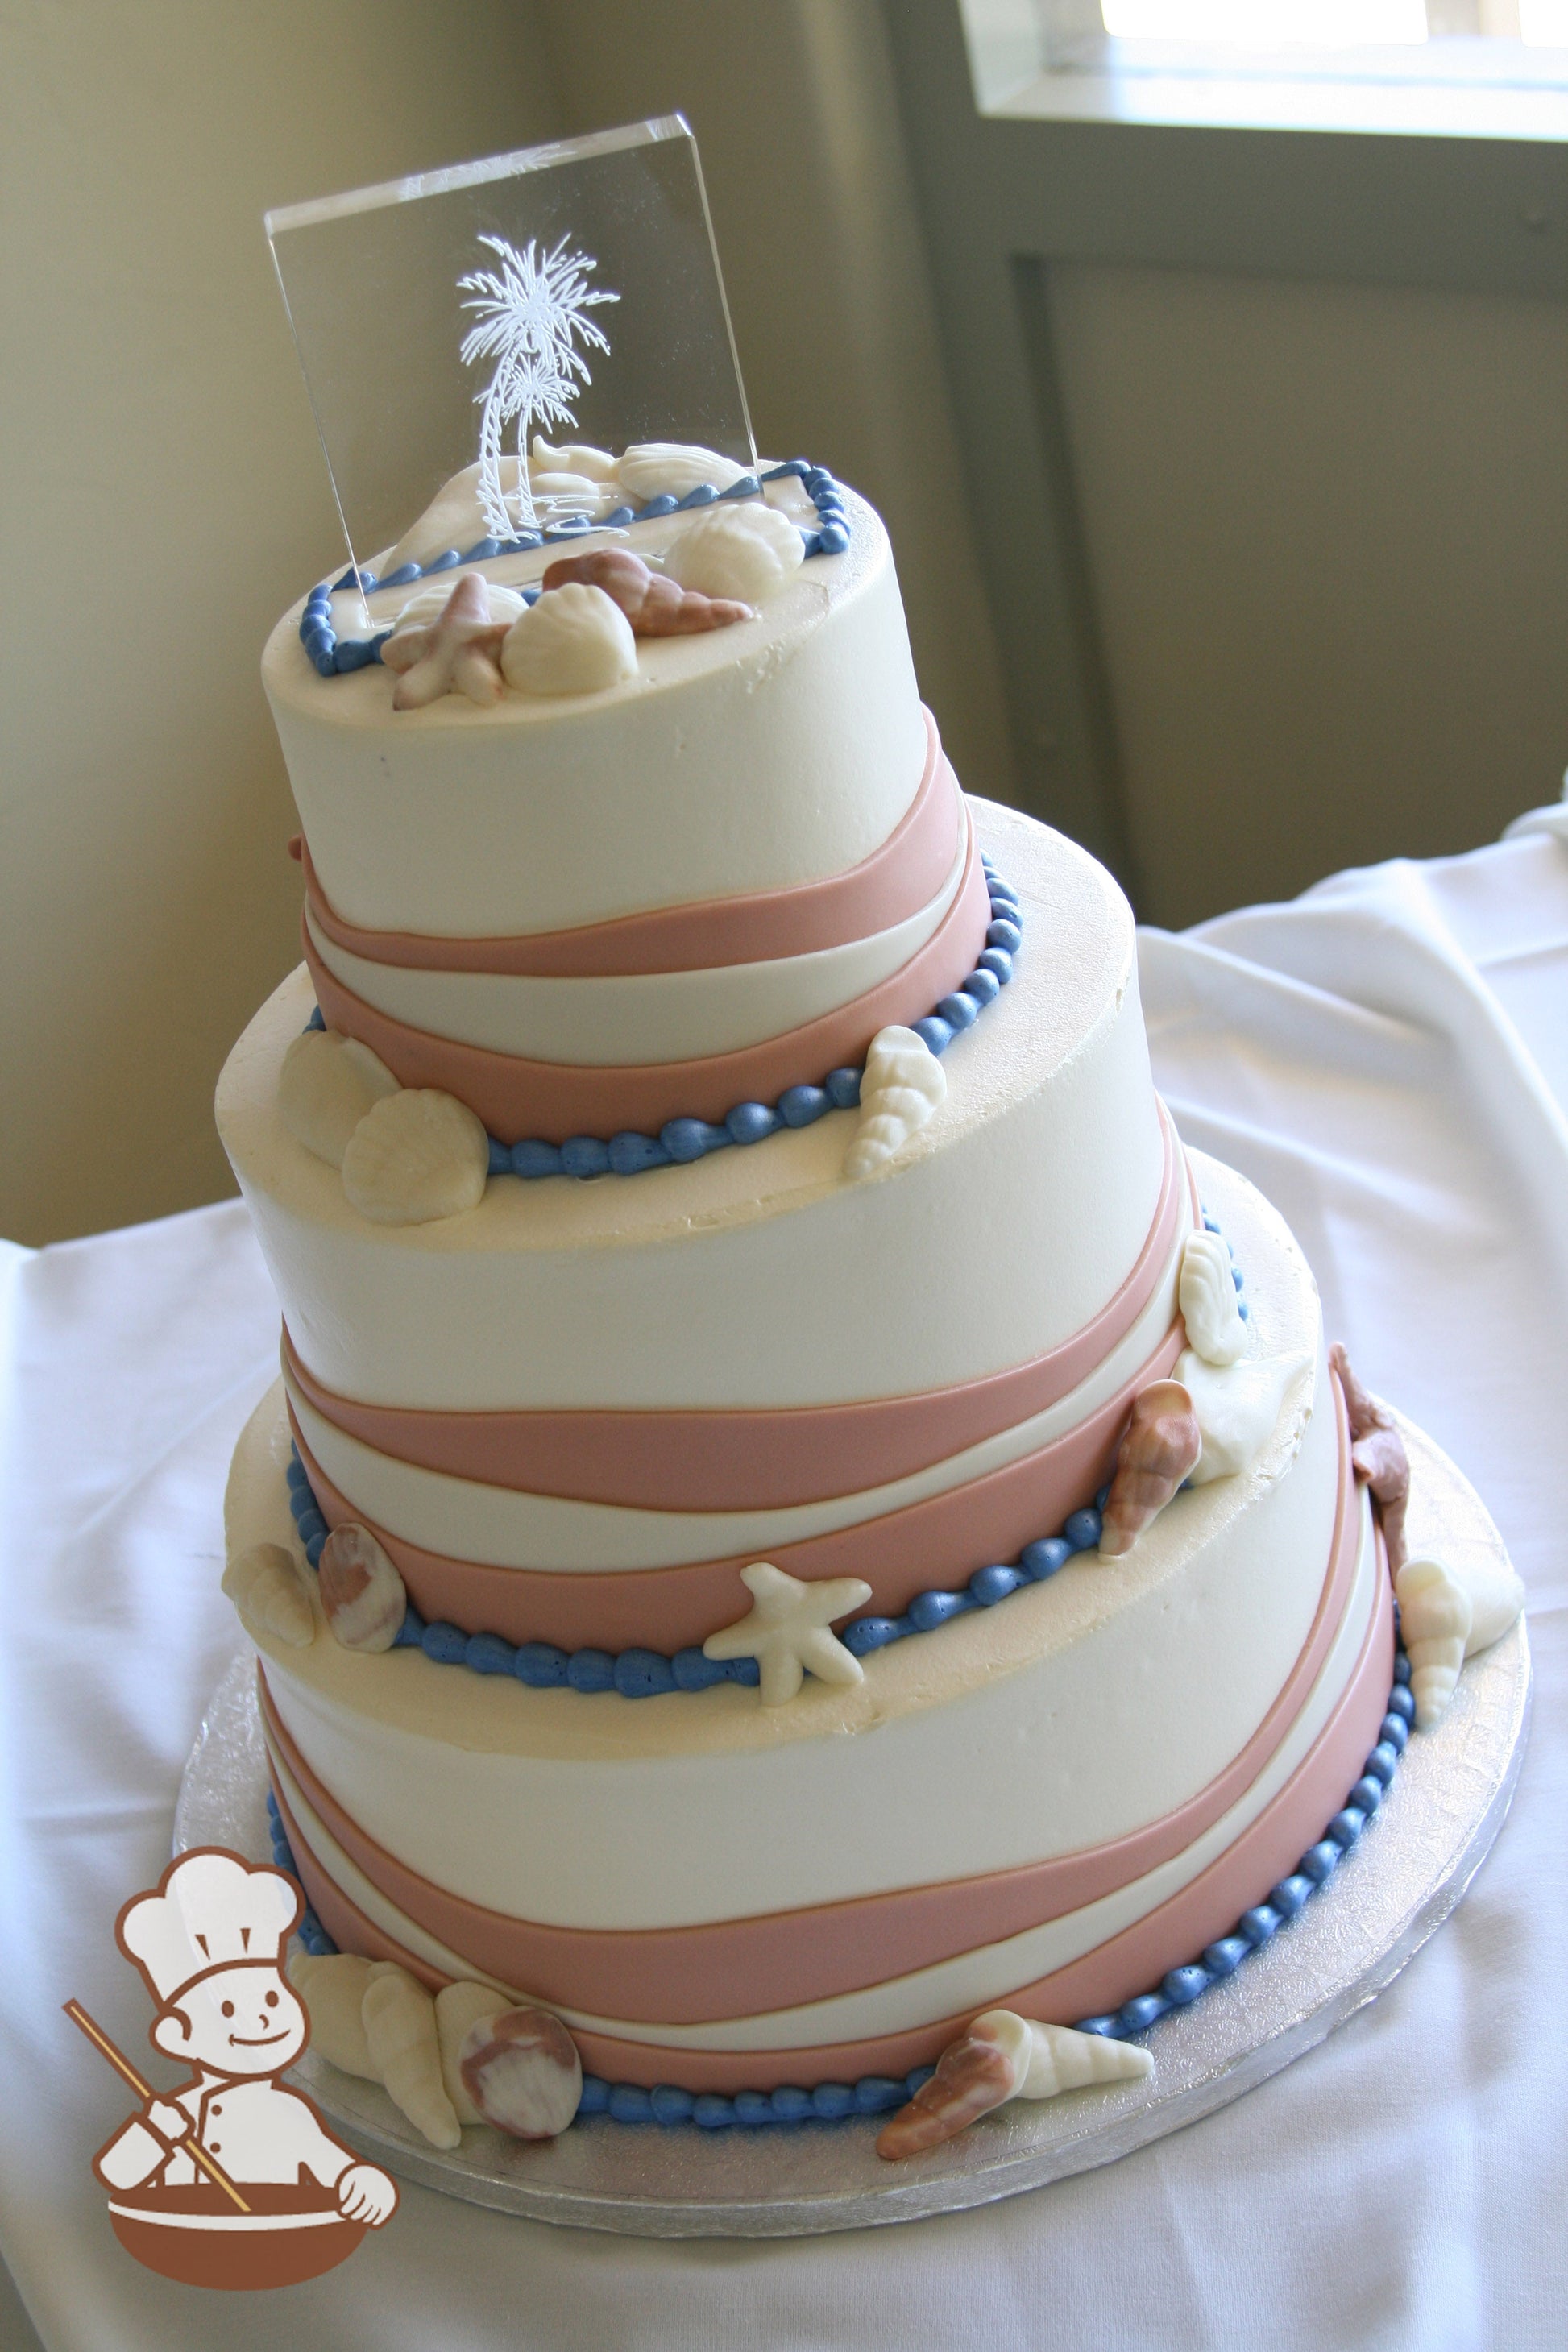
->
left=877, top=2010, right=1153, bottom=2159
left=382, top=573, right=509, bottom=710
left=614, top=442, right=749, bottom=503
left=221, top=1541, right=314, bottom=1649
left=1098, top=1380, right=1202, bottom=1558
left=317, top=1521, right=407, bottom=1653
left=541, top=546, right=753, bottom=636
left=1396, top=1556, right=1472, bottom=1728
left=844, top=1026, right=947, bottom=1180
left=499, top=582, right=638, bottom=697
left=530, top=435, right=617, bottom=482
left=435, top=1983, right=509, bottom=2126
left=458, top=2006, right=583, bottom=2141
left=278, top=1028, right=400, bottom=1168
left=1178, top=1230, right=1248, bottom=1367
left=662, top=504, right=805, bottom=604
left=288, top=1952, right=378, bottom=2080
left=341, top=1088, right=490, bottom=1226
left=361, top=1963, right=460, bottom=2149
left=1328, top=1342, right=1411, bottom=1572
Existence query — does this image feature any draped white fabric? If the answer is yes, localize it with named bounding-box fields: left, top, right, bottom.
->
left=2, top=821, right=1564, bottom=2350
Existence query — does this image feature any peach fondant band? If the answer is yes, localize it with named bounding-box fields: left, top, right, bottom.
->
left=294, top=711, right=956, bottom=978
left=272, top=1533, right=1393, bottom=2089
left=282, top=1114, right=1190, bottom=1512
left=287, top=1317, right=1187, bottom=1651
left=259, top=1391, right=1359, bottom=2027
left=302, top=812, right=993, bottom=1146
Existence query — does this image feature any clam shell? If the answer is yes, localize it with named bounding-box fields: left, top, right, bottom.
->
left=436, top=1983, right=509, bottom=2126
left=614, top=442, right=749, bottom=502
left=1178, top=1230, right=1248, bottom=1367
left=500, top=582, right=637, bottom=697
left=221, top=1541, right=313, bottom=1649
left=341, top=1088, right=490, bottom=1226
left=663, top=504, right=805, bottom=604
left=362, top=1964, right=460, bottom=2149
left=458, top=2006, right=583, bottom=2141
left=288, top=1952, right=378, bottom=2079
left=844, top=1026, right=946, bottom=1180
left=317, top=1521, right=407, bottom=1653
left=278, top=1029, right=400, bottom=1168
left=1098, top=1379, right=1201, bottom=1557
left=530, top=436, right=617, bottom=481
left=394, top=579, right=526, bottom=630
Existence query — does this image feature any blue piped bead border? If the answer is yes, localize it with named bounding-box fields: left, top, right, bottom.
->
left=297, top=461, right=852, bottom=677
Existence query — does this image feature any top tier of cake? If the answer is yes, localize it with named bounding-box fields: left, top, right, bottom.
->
left=263, top=476, right=924, bottom=941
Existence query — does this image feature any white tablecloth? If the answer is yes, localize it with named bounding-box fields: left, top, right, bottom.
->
left=3, top=821, right=1565, bottom=2350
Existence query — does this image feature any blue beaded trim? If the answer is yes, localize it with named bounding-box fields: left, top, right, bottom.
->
left=485, top=854, right=1023, bottom=1181
left=297, top=462, right=852, bottom=678
left=267, top=1664, right=1411, bottom=2128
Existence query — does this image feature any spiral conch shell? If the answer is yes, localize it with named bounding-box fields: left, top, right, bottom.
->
left=361, top=1963, right=460, bottom=2150
left=1329, top=1343, right=1411, bottom=1572
left=844, top=1027, right=946, bottom=1180
left=1099, top=1380, right=1202, bottom=1558
left=458, top=2007, right=583, bottom=2140
left=288, top=1953, right=378, bottom=2080
left=317, top=1522, right=407, bottom=1653
left=340, top=1088, right=489, bottom=1226
left=221, top=1542, right=313, bottom=1649
left=500, top=582, right=637, bottom=696
left=1179, top=1230, right=1248, bottom=1367
left=541, top=548, right=753, bottom=635
left=278, top=1029, right=399, bottom=1168
left=615, top=442, right=749, bottom=502
left=663, top=504, right=806, bottom=604
left=1395, top=1551, right=1524, bottom=1728
left=877, top=2010, right=1152, bottom=2159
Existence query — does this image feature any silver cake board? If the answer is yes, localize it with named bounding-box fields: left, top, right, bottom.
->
left=175, top=1417, right=1530, bottom=2238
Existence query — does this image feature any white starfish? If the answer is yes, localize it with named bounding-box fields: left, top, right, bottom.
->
left=703, top=1562, right=873, bottom=1707
left=381, top=574, right=507, bottom=711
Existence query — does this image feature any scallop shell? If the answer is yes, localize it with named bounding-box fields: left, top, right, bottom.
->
left=458, top=2006, right=583, bottom=2141
left=1328, top=1342, right=1411, bottom=1570
left=531, top=436, right=617, bottom=481
left=436, top=1983, right=510, bottom=2126
left=340, top=1089, right=490, bottom=1226
left=844, top=1026, right=947, bottom=1180
left=278, top=1029, right=400, bottom=1168
left=362, top=1964, right=460, bottom=2149
left=393, top=578, right=526, bottom=631
left=317, top=1521, right=407, bottom=1653
left=499, top=582, right=637, bottom=697
left=220, top=1541, right=313, bottom=1649
left=288, top=1952, right=378, bottom=2080
left=1098, top=1379, right=1201, bottom=1558
left=1178, top=1230, right=1248, bottom=1367
left=1176, top=1348, right=1313, bottom=1483
left=541, top=548, right=753, bottom=635
left=663, top=504, right=806, bottom=604
left=614, top=442, right=749, bottom=502
left=1396, top=1556, right=1472, bottom=1728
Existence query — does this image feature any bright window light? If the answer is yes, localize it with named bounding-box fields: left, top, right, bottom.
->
left=1098, top=2, right=1429, bottom=43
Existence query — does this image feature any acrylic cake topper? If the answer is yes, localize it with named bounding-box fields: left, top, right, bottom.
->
left=265, top=118, right=756, bottom=595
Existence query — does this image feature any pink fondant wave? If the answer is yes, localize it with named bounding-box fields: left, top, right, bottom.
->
left=302, top=802, right=993, bottom=1145
left=270, top=1512, right=1394, bottom=2090
left=287, top=1314, right=1186, bottom=1652
left=259, top=1383, right=1360, bottom=2028
left=282, top=1111, right=1190, bottom=1512
left=297, top=710, right=957, bottom=978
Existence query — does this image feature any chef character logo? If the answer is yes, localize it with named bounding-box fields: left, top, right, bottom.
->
left=67, top=1847, right=397, bottom=2292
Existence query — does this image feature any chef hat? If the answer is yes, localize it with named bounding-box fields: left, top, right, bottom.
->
left=117, top=1849, right=302, bottom=2009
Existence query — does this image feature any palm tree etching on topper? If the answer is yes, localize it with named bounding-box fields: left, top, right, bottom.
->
left=458, top=233, right=619, bottom=541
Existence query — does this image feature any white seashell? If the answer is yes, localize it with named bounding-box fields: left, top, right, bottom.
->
left=288, top=1952, right=378, bottom=2080
left=663, top=504, right=806, bottom=604
left=435, top=1983, right=509, bottom=2126
left=221, top=1542, right=313, bottom=1649
left=395, top=578, right=526, bottom=630
left=875, top=2010, right=1151, bottom=2159
left=361, top=1963, right=460, bottom=2149
left=526, top=473, right=624, bottom=524
left=1176, top=1348, right=1313, bottom=1483
left=317, top=1522, right=406, bottom=1653
left=615, top=442, right=749, bottom=502
left=1396, top=1556, right=1472, bottom=1728
left=979, top=2010, right=1155, bottom=2101
left=531, top=436, right=617, bottom=481
left=340, top=1089, right=489, bottom=1226
left=500, top=583, right=637, bottom=698
left=379, top=456, right=524, bottom=573
left=278, top=1029, right=400, bottom=1168
left=1179, top=1230, right=1249, bottom=1367
left=844, top=1026, right=947, bottom=1180
left=458, top=2006, right=583, bottom=2141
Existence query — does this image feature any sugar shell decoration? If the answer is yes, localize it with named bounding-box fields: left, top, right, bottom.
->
left=1175, top=1346, right=1312, bottom=1484
left=614, top=441, right=751, bottom=501
left=703, top=1561, right=874, bottom=1707
left=844, top=1025, right=947, bottom=1180
left=498, top=580, right=638, bottom=697
left=1394, top=1551, right=1524, bottom=1729
left=382, top=572, right=508, bottom=711
left=317, top=1521, right=408, bottom=1653
left=221, top=1541, right=314, bottom=1649
left=458, top=2006, right=583, bottom=2142
left=340, top=1087, right=490, bottom=1226
left=541, top=545, right=753, bottom=634
left=529, top=436, right=618, bottom=482
left=876, top=2009, right=1153, bottom=2160
left=393, top=577, right=528, bottom=632
left=288, top=1953, right=380, bottom=2080
left=361, top=1962, right=461, bottom=2151
left=435, top=1983, right=508, bottom=2125
left=278, top=1028, right=400, bottom=1168
left=1178, top=1228, right=1249, bottom=1367
left=1098, top=1379, right=1202, bottom=1558
left=1329, top=1342, right=1412, bottom=1573
left=662, top=501, right=807, bottom=604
